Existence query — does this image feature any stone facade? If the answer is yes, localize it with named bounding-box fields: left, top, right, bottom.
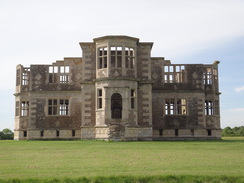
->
left=14, top=35, right=221, bottom=140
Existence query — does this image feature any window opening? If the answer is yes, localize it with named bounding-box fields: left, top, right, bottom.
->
left=131, top=89, right=135, bottom=109
left=72, top=130, right=76, bottom=137
left=23, top=131, right=27, bottom=137
left=165, top=98, right=187, bottom=115
left=125, top=47, right=135, bottom=69
left=111, top=47, right=122, bottom=68
left=164, top=65, right=185, bottom=83
left=175, top=129, right=179, bottom=136
left=48, top=99, right=69, bottom=116
left=97, top=89, right=103, bottom=109
left=60, top=66, right=69, bottom=83
left=111, top=93, right=122, bottom=119
left=40, top=130, right=44, bottom=137
left=98, top=47, right=108, bottom=69
left=191, top=129, right=194, bottom=136
left=165, top=98, right=175, bottom=115
left=48, top=99, right=58, bottom=115
left=159, top=129, right=163, bottom=136
left=21, top=101, right=29, bottom=116
left=49, top=66, right=58, bottom=83
left=205, top=100, right=213, bottom=115
left=207, top=129, right=212, bottom=136
left=22, top=68, right=30, bottom=85
left=176, top=99, right=187, bottom=115
left=59, top=99, right=69, bottom=115
left=203, top=68, right=212, bottom=85
left=56, top=130, right=60, bottom=137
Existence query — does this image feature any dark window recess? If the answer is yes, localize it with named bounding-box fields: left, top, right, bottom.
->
left=207, top=130, right=212, bottom=136
left=191, top=129, right=194, bottom=136
left=72, top=130, right=76, bottom=137
left=159, top=129, right=163, bottom=136
left=40, top=130, right=44, bottom=137
left=56, top=130, right=60, bottom=137
left=175, top=129, right=178, bottom=136
left=23, top=131, right=27, bottom=137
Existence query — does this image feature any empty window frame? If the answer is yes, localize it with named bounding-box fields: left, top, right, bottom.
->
left=203, top=68, right=212, bottom=85
left=49, top=66, right=58, bottom=83
left=22, top=68, right=30, bottom=85
left=111, top=47, right=122, bottom=68
left=48, top=99, right=69, bottom=116
left=131, top=89, right=135, bottom=109
left=60, top=66, right=70, bottom=83
left=125, top=47, right=135, bottom=69
left=48, top=99, right=58, bottom=115
left=165, top=98, right=175, bottom=115
left=165, top=98, right=187, bottom=115
left=176, top=99, right=187, bottom=115
left=21, top=101, right=29, bottom=116
left=205, top=100, right=213, bottom=115
left=98, top=47, right=108, bottom=69
left=97, top=89, right=103, bottom=109
left=164, top=65, right=185, bottom=83
left=59, top=99, right=69, bottom=115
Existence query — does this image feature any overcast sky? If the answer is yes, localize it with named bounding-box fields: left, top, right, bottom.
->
left=0, top=0, right=244, bottom=130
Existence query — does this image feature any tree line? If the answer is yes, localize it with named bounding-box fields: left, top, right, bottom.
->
left=221, top=126, right=244, bottom=137
left=0, top=129, right=14, bottom=140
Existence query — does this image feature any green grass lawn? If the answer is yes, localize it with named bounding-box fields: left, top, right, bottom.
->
left=0, top=137, right=243, bottom=182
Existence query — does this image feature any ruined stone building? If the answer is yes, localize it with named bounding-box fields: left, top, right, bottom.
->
left=14, top=35, right=221, bottom=140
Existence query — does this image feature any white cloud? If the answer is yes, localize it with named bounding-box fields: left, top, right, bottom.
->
left=235, top=86, right=244, bottom=92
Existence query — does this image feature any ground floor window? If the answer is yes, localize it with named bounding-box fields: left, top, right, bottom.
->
left=48, top=99, right=69, bottom=116
left=165, top=98, right=187, bottom=115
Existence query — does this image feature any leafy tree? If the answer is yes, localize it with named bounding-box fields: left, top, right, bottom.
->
left=0, top=128, right=14, bottom=140
left=222, top=126, right=244, bottom=137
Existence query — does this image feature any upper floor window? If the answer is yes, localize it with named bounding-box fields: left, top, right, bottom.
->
left=98, top=47, right=108, bottom=69
left=60, top=66, right=69, bottom=84
left=125, top=47, right=135, bottom=69
left=49, top=66, right=70, bottom=84
left=203, top=68, right=212, bottom=85
left=165, top=98, right=187, bottom=115
left=111, top=47, right=122, bottom=68
left=164, top=65, right=185, bottom=83
left=22, top=68, right=30, bottom=86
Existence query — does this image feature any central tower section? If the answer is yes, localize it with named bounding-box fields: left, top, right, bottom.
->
left=94, top=36, right=139, bottom=128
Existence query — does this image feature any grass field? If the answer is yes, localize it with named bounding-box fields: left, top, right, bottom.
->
left=0, top=137, right=244, bottom=182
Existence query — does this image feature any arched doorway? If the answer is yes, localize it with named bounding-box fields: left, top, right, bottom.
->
left=111, top=93, right=122, bottom=119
